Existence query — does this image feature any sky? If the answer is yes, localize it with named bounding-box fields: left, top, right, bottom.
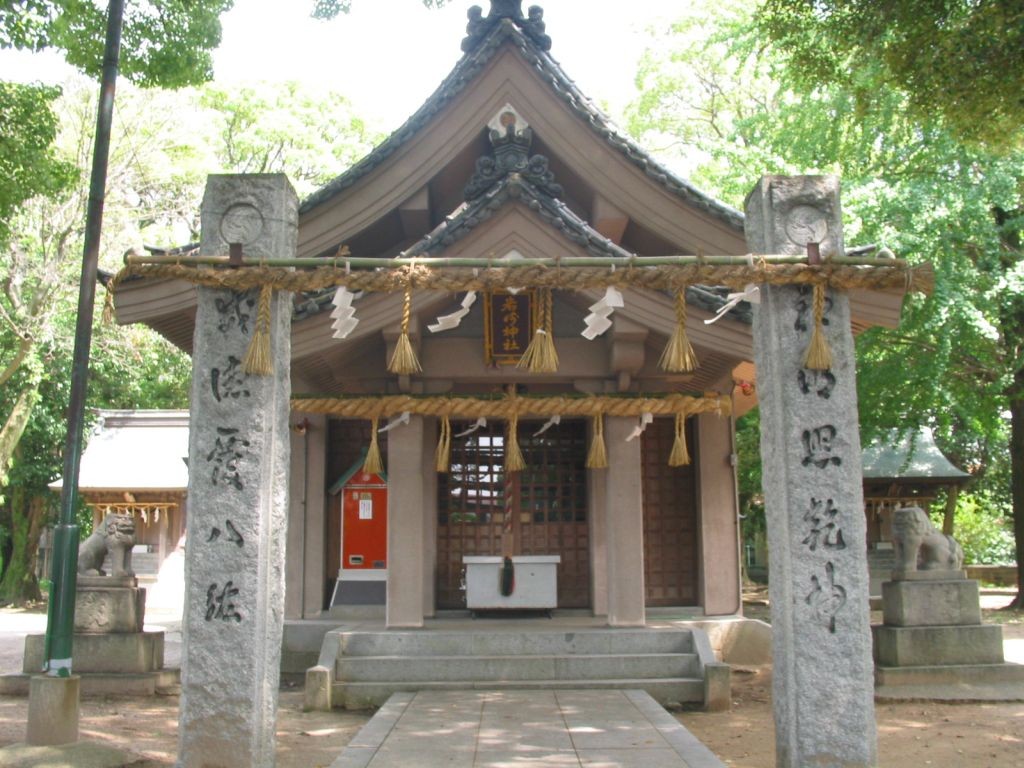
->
left=0, top=0, right=684, bottom=133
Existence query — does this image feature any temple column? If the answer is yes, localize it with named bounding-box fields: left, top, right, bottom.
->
left=605, top=415, right=645, bottom=626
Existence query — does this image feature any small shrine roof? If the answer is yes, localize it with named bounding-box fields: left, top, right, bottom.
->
left=49, top=410, right=190, bottom=492
left=862, top=427, right=970, bottom=483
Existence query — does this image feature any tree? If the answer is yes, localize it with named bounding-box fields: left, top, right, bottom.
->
left=200, top=81, right=379, bottom=198
left=0, top=76, right=383, bottom=602
left=628, top=0, right=1024, bottom=604
left=1, top=0, right=232, bottom=87
left=0, top=82, right=76, bottom=247
left=755, top=1, right=1024, bottom=151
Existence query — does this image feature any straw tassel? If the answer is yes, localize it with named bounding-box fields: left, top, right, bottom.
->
left=435, top=415, right=452, bottom=473
left=517, top=288, right=559, bottom=373
left=388, top=285, right=422, bottom=374
left=802, top=283, right=832, bottom=371
left=101, top=289, right=115, bottom=324
left=505, top=413, right=526, bottom=473
left=659, top=288, right=698, bottom=373
left=363, top=416, right=384, bottom=475
left=668, top=413, right=691, bottom=467
left=586, top=413, right=608, bottom=469
left=243, top=284, right=274, bottom=376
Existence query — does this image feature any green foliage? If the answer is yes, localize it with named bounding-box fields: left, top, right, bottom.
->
left=628, top=0, right=1021, bottom=577
left=0, top=82, right=76, bottom=246
left=735, top=408, right=764, bottom=542
left=311, top=0, right=447, bottom=19
left=755, top=0, right=1024, bottom=151
left=933, top=492, right=1015, bottom=565
left=1, top=0, right=233, bottom=88
left=199, top=81, right=381, bottom=197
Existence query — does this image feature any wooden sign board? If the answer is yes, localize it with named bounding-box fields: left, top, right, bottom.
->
left=484, top=291, right=534, bottom=365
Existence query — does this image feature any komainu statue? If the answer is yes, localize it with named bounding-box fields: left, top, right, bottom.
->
left=78, top=513, right=136, bottom=577
left=891, top=505, right=964, bottom=572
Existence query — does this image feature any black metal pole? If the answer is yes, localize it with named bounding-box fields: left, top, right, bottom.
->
left=42, top=0, right=124, bottom=676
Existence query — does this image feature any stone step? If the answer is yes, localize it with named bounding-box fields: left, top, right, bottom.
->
left=337, top=629, right=694, bottom=657
left=331, top=677, right=706, bottom=710
left=336, top=652, right=701, bottom=683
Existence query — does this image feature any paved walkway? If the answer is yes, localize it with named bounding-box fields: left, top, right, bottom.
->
left=330, top=689, right=725, bottom=768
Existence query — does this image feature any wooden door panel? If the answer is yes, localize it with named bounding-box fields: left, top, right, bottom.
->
left=641, top=418, right=699, bottom=607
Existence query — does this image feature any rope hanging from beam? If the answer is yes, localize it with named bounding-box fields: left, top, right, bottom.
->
left=292, top=392, right=729, bottom=474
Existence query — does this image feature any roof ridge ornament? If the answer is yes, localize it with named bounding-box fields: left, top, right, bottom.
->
left=464, top=107, right=563, bottom=201
left=461, top=1, right=552, bottom=53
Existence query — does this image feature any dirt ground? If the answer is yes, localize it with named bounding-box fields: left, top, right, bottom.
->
left=1, top=597, right=1021, bottom=767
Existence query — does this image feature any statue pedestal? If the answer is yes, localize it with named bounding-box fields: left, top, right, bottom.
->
left=873, top=575, right=1024, bottom=700
left=75, top=575, right=146, bottom=634
left=0, top=576, right=179, bottom=697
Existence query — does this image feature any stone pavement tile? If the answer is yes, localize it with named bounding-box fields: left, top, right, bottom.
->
left=624, top=690, right=725, bottom=768
left=477, top=723, right=576, bottom=751
left=329, top=745, right=378, bottom=768
left=577, top=748, right=691, bottom=768
left=474, top=749, right=583, bottom=767
left=368, top=742, right=476, bottom=768
left=566, top=721, right=667, bottom=750
left=348, top=692, right=414, bottom=748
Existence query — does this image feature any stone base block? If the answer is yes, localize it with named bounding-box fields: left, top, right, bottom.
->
left=703, top=662, right=731, bottom=712
left=876, top=663, right=1024, bottom=701
left=1, top=669, right=179, bottom=697
left=304, top=665, right=333, bottom=711
left=75, top=584, right=145, bottom=634
left=23, top=631, right=164, bottom=674
left=26, top=675, right=79, bottom=746
left=873, top=624, right=1004, bottom=667
left=891, top=569, right=966, bottom=582
left=881, top=578, right=981, bottom=627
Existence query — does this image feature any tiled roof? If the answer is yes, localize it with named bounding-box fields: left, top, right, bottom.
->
left=862, top=428, right=970, bottom=482
left=299, top=18, right=743, bottom=232
left=402, top=172, right=634, bottom=259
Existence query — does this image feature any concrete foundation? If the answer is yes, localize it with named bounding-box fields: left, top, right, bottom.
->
left=26, top=675, right=79, bottom=746
left=873, top=623, right=1005, bottom=666
left=23, top=631, right=164, bottom=674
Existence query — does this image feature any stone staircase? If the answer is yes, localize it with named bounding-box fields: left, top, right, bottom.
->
left=306, top=626, right=729, bottom=711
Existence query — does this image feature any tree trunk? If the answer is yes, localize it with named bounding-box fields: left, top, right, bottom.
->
left=0, top=485, right=45, bottom=604
left=942, top=484, right=958, bottom=536
left=0, top=386, right=39, bottom=485
left=1009, top=388, right=1024, bottom=609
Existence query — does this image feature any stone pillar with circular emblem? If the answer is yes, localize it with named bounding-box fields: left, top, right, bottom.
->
left=745, top=176, right=877, bottom=767
left=178, top=175, right=298, bottom=768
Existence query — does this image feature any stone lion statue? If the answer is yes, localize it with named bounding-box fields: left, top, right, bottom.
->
left=78, top=513, right=136, bottom=577
left=891, top=505, right=964, bottom=572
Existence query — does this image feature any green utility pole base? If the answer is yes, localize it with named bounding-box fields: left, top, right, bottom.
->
left=42, top=524, right=79, bottom=675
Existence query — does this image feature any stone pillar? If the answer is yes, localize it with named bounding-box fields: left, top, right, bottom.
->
left=604, top=416, right=645, bottom=626
left=386, top=415, right=427, bottom=628
left=178, top=174, right=298, bottom=768
left=746, top=175, right=877, bottom=767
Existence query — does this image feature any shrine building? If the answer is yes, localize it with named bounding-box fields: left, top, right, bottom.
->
left=112, top=1, right=906, bottom=628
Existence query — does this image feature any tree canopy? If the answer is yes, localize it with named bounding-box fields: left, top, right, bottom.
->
left=629, top=0, right=1022, bottom=597
left=755, top=0, right=1024, bottom=151
left=0, top=0, right=232, bottom=87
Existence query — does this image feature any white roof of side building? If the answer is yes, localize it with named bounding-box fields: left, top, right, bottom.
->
left=49, top=410, right=190, bottom=492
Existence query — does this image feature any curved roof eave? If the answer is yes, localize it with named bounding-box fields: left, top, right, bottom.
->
left=298, top=19, right=744, bottom=233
